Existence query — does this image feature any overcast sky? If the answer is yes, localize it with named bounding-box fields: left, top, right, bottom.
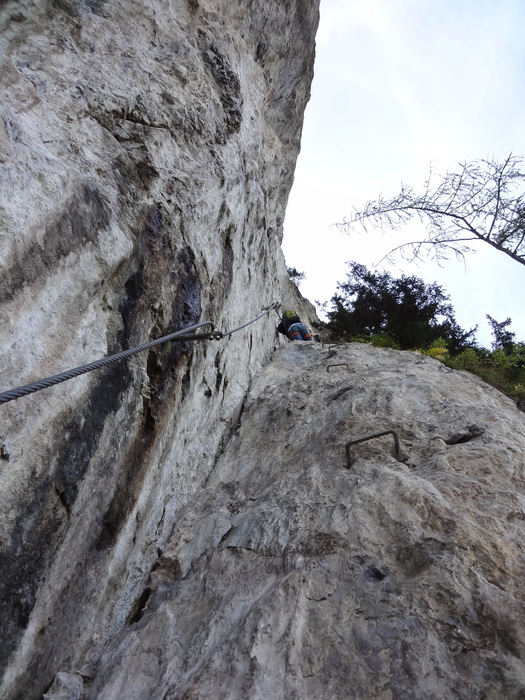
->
left=282, top=0, right=525, bottom=347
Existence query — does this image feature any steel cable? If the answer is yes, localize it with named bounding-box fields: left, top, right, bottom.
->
left=0, top=322, right=216, bottom=405
left=222, top=302, right=277, bottom=336
left=0, top=303, right=278, bottom=406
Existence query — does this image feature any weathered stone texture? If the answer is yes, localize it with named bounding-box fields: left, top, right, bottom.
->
left=85, top=343, right=525, bottom=699
left=0, top=1, right=318, bottom=698
left=3, top=1, right=525, bottom=699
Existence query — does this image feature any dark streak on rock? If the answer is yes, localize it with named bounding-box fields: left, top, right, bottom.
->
left=96, top=238, right=201, bottom=551
left=202, top=44, right=242, bottom=136
left=126, top=587, right=152, bottom=625
left=0, top=360, right=131, bottom=677
left=330, top=386, right=353, bottom=402
left=49, top=0, right=79, bottom=18
left=0, top=202, right=202, bottom=684
left=0, top=184, right=109, bottom=305
left=221, top=224, right=235, bottom=294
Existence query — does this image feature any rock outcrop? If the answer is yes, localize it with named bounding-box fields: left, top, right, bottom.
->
left=86, top=343, right=525, bottom=699
left=0, top=1, right=318, bottom=698
left=2, top=2, right=525, bottom=700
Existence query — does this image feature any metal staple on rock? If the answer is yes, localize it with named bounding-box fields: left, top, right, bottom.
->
left=0, top=303, right=277, bottom=406
left=345, top=430, right=402, bottom=468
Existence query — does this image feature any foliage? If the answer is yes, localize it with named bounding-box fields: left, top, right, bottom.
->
left=337, top=154, right=525, bottom=268
left=486, top=314, right=515, bottom=352
left=421, top=337, right=449, bottom=362
left=287, top=266, right=306, bottom=284
left=321, top=262, right=476, bottom=353
left=449, top=347, right=479, bottom=372
left=322, top=263, right=524, bottom=404
left=368, top=333, right=400, bottom=349
left=446, top=341, right=525, bottom=401
left=445, top=310, right=525, bottom=400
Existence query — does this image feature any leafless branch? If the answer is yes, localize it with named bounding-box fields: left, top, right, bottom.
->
left=337, top=155, right=525, bottom=268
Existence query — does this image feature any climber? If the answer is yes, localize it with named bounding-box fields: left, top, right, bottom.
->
left=277, top=310, right=313, bottom=342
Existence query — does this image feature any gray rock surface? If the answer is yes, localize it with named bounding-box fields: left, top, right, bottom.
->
left=0, top=1, right=318, bottom=698
left=2, top=1, right=525, bottom=699
left=87, top=343, right=525, bottom=699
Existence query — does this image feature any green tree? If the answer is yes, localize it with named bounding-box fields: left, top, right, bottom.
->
left=337, top=154, right=525, bottom=268
left=447, top=317, right=525, bottom=404
left=486, top=314, right=515, bottom=353
left=322, top=262, right=476, bottom=353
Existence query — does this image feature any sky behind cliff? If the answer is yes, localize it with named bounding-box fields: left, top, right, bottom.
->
left=282, top=0, right=525, bottom=347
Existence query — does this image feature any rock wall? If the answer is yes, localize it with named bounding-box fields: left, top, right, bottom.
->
left=0, top=1, right=319, bottom=698
left=85, top=343, right=525, bottom=699
left=3, top=2, right=524, bottom=699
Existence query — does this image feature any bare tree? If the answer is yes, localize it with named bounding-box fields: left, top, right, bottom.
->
left=337, top=154, right=525, bottom=268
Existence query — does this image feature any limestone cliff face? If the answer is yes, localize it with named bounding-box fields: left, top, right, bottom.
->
left=0, top=1, right=318, bottom=698
left=2, top=3, right=525, bottom=700
left=83, top=343, right=525, bottom=699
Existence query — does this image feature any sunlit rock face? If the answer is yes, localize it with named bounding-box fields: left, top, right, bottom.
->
left=0, top=1, right=318, bottom=698
left=86, top=343, right=525, bottom=699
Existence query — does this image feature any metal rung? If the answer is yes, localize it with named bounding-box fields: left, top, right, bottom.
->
left=345, top=430, right=402, bottom=468
left=322, top=341, right=348, bottom=350
left=327, top=363, right=349, bottom=372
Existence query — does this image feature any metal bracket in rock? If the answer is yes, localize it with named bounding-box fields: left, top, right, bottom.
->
left=345, top=429, right=404, bottom=468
